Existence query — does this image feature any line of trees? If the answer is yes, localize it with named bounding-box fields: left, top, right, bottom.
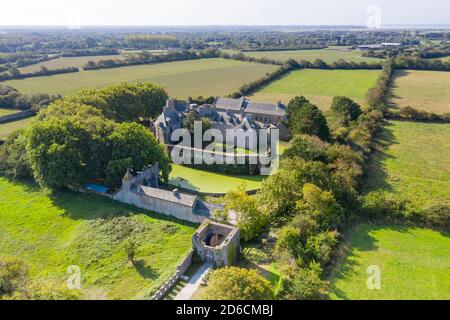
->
left=0, top=84, right=61, bottom=111
left=83, top=49, right=222, bottom=70
left=386, top=106, right=450, bottom=123
left=61, top=48, right=119, bottom=57
left=365, top=59, right=394, bottom=107
left=393, top=56, right=450, bottom=71
left=233, top=61, right=299, bottom=97
left=0, top=66, right=79, bottom=82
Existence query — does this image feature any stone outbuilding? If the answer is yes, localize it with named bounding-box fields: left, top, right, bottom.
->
left=192, top=220, right=240, bottom=267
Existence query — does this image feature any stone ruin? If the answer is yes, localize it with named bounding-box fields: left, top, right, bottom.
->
left=192, top=220, right=240, bottom=267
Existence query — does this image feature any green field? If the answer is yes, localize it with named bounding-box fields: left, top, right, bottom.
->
left=0, top=108, right=21, bottom=117
left=249, top=69, right=380, bottom=110
left=365, top=121, right=450, bottom=205
left=18, top=55, right=125, bottom=73
left=168, top=164, right=265, bottom=194
left=5, top=58, right=276, bottom=98
left=242, top=48, right=384, bottom=64
left=329, top=224, right=450, bottom=300
left=0, top=116, right=35, bottom=141
left=0, top=177, right=196, bottom=299
left=387, top=70, right=450, bottom=114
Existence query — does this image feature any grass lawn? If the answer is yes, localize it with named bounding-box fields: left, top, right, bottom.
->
left=249, top=69, right=380, bottom=110
left=18, top=55, right=124, bottom=73
left=168, top=164, right=265, bottom=194
left=364, top=121, right=450, bottom=206
left=0, top=177, right=196, bottom=299
left=387, top=70, right=450, bottom=114
left=242, top=48, right=384, bottom=64
left=0, top=108, right=21, bottom=117
left=5, top=58, right=276, bottom=98
left=328, top=223, right=450, bottom=300
left=0, top=116, right=35, bottom=141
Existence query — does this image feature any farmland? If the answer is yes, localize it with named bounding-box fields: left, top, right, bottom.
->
left=0, top=116, right=35, bottom=141
left=18, top=55, right=124, bottom=73
left=249, top=69, right=380, bottom=110
left=168, top=164, right=265, bottom=194
left=241, top=48, right=384, bottom=64
left=0, top=177, right=196, bottom=299
left=387, top=70, right=450, bottom=114
left=0, top=108, right=21, bottom=117
left=4, top=58, right=277, bottom=98
left=329, top=224, right=450, bottom=300
left=364, top=121, right=450, bottom=205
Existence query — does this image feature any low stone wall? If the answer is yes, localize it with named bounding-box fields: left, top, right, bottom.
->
left=0, top=110, right=35, bottom=124
left=151, top=250, right=194, bottom=300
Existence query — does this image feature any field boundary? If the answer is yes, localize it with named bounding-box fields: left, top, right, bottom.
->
left=0, top=109, right=36, bottom=124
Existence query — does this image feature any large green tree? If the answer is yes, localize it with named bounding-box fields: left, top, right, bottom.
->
left=329, top=96, right=362, bottom=126
left=287, top=96, right=330, bottom=141
left=106, top=122, right=171, bottom=186
left=69, top=82, right=168, bottom=122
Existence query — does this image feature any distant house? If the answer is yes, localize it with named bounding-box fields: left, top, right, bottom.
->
left=153, top=97, right=289, bottom=145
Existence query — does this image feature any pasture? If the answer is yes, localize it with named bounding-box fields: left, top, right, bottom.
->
left=18, top=55, right=124, bottom=73
left=0, top=177, right=196, bottom=299
left=168, top=164, right=265, bottom=194
left=249, top=69, right=380, bottom=110
left=0, top=108, right=21, bottom=117
left=364, top=121, right=450, bottom=205
left=5, top=58, right=276, bottom=98
left=387, top=70, right=450, bottom=114
left=329, top=224, right=450, bottom=300
left=0, top=116, right=35, bottom=141
left=242, top=48, right=384, bottom=64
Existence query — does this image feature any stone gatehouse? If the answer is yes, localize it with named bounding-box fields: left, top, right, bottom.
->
left=192, top=221, right=240, bottom=267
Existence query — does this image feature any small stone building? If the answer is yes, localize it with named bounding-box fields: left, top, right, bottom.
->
left=113, top=164, right=222, bottom=223
left=192, top=221, right=240, bottom=267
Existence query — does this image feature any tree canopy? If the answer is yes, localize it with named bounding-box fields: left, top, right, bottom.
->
left=200, top=267, right=274, bottom=300
left=287, top=96, right=330, bottom=141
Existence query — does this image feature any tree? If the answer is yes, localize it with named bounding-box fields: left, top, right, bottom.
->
left=296, top=183, right=344, bottom=231
left=329, top=96, right=362, bottom=126
left=200, top=267, right=274, bottom=300
left=124, top=239, right=138, bottom=266
left=278, top=265, right=327, bottom=300
left=0, top=130, right=33, bottom=178
left=106, top=122, right=171, bottom=186
left=287, top=96, right=330, bottom=141
left=0, top=257, right=29, bottom=297
left=69, top=82, right=168, bottom=122
left=223, top=185, right=269, bottom=241
left=26, top=104, right=115, bottom=188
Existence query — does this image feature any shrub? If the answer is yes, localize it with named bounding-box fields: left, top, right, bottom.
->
left=278, top=265, right=327, bottom=300
left=199, top=267, right=274, bottom=300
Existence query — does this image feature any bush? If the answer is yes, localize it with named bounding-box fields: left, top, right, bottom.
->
left=0, top=257, right=29, bottom=297
left=199, top=267, right=274, bottom=300
left=278, top=265, right=327, bottom=300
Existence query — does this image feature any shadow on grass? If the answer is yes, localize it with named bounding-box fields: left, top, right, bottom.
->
left=134, top=259, right=159, bottom=280
left=385, top=69, right=413, bottom=111
left=48, top=188, right=197, bottom=229
left=327, top=223, right=444, bottom=299
left=361, top=121, right=398, bottom=194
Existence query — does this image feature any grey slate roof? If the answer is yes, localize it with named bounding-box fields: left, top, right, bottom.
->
left=244, top=101, right=286, bottom=116
left=215, top=97, right=244, bottom=112
left=138, top=185, right=198, bottom=207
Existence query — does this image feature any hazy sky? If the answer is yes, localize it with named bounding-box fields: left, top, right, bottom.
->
left=2, top=0, right=449, bottom=26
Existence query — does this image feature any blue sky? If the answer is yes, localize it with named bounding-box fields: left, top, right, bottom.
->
left=1, top=0, right=449, bottom=26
